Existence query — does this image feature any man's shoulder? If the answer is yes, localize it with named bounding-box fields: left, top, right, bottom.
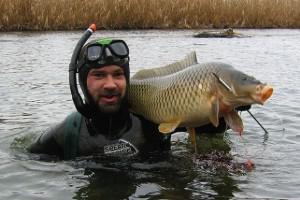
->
left=64, top=111, right=83, bottom=159
left=41, top=111, right=84, bottom=145
left=65, top=112, right=83, bottom=130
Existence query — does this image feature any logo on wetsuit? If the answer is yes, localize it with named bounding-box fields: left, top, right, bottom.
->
left=103, top=139, right=139, bottom=156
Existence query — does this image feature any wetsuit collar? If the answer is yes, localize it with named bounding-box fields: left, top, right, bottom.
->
left=85, top=107, right=131, bottom=139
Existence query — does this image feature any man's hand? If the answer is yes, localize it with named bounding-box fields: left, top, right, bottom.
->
left=235, top=105, right=251, bottom=111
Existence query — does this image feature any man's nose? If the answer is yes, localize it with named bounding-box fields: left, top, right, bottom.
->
left=103, top=75, right=117, bottom=89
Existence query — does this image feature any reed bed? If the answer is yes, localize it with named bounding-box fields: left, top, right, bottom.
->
left=1, top=0, right=300, bottom=31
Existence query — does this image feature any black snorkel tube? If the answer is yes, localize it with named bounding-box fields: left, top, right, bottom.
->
left=69, top=24, right=96, bottom=118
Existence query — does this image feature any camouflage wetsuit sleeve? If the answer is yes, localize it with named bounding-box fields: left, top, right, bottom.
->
left=28, top=119, right=67, bottom=158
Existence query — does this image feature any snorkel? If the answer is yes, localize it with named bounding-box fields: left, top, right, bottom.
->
left=69, top=24, right=96, bottom=118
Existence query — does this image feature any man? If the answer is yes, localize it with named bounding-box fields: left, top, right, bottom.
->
left=28, top=38, right=237, bottom=160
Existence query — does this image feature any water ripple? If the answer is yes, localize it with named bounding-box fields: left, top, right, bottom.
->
left=1, top=29, right=300, bottom=199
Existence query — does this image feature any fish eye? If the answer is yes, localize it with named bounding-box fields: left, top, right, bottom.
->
left=241, top=75, right=248, bottom=81
left=241, top=75, right=255, bottom=82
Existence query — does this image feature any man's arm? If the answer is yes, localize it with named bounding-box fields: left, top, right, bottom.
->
left=236, top=105, right=251, bottom=111
left=194, top=117, right=228, bottom=134
left=28, top=121, right=65, bottom=158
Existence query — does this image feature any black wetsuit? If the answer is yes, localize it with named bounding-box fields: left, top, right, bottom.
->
left=28, top=111, right=173, bottom=159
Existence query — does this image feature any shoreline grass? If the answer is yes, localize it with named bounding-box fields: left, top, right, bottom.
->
left=1, top=0, right=300, bottom=31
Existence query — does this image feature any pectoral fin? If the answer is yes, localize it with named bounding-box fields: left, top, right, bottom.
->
left=224, top=110, right=244, bottom=135
left=208, top=96, right=219, bottom=127
left=159, top=118, right=182, bottom=134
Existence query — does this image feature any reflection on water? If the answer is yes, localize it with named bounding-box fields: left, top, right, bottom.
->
left=1, top=29, right=300, bottom=199
left=73, top=162, right=238, bottom=200
left=70, top=134, right=240, bottom=200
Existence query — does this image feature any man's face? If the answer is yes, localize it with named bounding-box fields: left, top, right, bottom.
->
left=87, top=65, right=126, bottom=114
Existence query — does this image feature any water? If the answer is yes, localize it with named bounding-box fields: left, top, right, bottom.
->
left=1, top=29, right=300, bottom=199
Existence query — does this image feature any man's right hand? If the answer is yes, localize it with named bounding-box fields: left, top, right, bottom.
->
left=235, top=105, right=251, bottom=111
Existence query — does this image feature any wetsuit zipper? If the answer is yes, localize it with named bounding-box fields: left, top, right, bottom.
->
left=108, top=116, right=112, bottom=138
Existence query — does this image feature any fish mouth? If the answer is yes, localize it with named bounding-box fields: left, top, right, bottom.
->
left=256, top=85, right=273, bottom=104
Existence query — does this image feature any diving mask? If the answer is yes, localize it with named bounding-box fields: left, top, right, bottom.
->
left=85, top=38, right=129, bottom=65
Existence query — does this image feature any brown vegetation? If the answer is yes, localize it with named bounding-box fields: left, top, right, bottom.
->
left=1, top=0, right=300, bottom=31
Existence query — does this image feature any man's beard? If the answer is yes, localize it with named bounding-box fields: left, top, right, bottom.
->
left=98, top=99, right=122, bottom=114
left=96, top=90, right=124, bottom=114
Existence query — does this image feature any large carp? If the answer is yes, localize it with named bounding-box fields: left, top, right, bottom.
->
left=129, top=52, right=273, bottom=140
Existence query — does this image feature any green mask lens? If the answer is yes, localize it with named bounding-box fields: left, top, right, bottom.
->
left=86, top=39, right=129, bottom=63
left=96, top=38, right=113, bottom=45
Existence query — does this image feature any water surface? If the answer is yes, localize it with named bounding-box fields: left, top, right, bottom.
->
left=1, top=29, right=300, bottom=199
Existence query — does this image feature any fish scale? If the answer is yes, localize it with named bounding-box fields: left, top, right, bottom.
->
left=129, top=63, right=219, bottom=127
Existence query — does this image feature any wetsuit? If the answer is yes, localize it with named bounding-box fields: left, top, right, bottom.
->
left=28, top=111, right=173, bottom=160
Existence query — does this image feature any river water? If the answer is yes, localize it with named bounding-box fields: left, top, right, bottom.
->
left=0, top=29, right=299, bottom=199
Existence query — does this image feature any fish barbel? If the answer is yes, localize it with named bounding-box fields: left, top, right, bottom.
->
left=129, top=52, right=273, bottom=136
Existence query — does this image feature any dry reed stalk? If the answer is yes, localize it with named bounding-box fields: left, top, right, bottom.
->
left=1, top=0, right=300, bottom=31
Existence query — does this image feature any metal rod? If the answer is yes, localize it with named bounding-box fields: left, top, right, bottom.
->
left=247, top=110, right=268, bottom=134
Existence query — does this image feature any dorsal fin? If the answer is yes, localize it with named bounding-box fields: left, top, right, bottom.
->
left=132, top=51, right=198, bottom=80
